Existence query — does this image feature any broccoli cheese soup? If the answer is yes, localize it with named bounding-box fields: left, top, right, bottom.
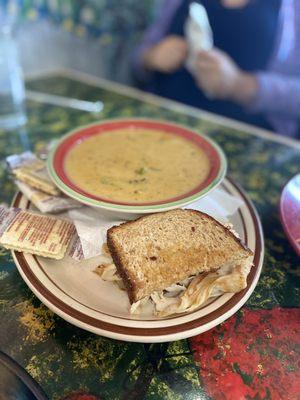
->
left=64, top=128, right=211, bottom=203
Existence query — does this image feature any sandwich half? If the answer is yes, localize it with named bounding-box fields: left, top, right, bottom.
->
left=102, top=209, right=253, bottom=316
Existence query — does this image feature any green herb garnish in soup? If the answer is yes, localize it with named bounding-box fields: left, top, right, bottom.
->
left=64, top=128, right=211, bottom=203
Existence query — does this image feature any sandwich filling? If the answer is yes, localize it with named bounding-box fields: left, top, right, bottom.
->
left=94, top=244, right=252, bottom=317
left=95, top=211, right=254, bottom=317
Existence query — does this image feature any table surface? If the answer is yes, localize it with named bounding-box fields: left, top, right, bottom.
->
left=0, top=70, right=299, bottom=400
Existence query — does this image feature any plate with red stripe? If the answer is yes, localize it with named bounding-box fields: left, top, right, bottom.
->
left=11, top=177, right=264, bottom=343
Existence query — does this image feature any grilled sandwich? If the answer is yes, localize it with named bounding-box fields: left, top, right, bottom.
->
left=99, top=209, right=253, bottom=316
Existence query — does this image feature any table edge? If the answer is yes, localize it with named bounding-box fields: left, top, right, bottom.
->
left=25, top=67, right=300, bottom=149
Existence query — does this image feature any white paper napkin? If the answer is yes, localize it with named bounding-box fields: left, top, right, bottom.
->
left=68, top=187, right=244, bottom=260
left=184, top=2, right=213, bottom=75
left=68, top=208, right=123, bottom=260
left=185, top=187, right=244, bottom=223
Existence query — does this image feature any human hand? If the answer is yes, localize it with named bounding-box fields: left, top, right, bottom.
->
left=194, top=48, right=257, bottom=104
left=143, top=35, right=188, bottom=73
left=221, top=0, right=250, bottom=8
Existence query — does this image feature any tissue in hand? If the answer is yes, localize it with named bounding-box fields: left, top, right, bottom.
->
left=185, top=2, right=213, bottom=75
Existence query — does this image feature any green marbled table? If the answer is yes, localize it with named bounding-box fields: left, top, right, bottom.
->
left=0, top=70, right=299, bottom=400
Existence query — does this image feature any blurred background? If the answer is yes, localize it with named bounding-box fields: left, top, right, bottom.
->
left=1, top=0, right=299, bottom=138
left=0, top=0, right=155, bottom=84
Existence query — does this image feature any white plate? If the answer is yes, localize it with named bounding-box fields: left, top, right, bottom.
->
left=12, top=177, right=264, bottom=343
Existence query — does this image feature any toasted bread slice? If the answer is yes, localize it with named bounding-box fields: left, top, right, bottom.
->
left=107, top=209, right=253, bottom=304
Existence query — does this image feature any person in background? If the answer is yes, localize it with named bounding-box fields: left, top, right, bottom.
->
left=132, top=0, right=300, bottom=139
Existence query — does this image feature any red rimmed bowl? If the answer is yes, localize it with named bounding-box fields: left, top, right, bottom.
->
left=47, top=119, right=227, bottom=214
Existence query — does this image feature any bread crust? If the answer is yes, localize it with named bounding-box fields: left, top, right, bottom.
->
left=107, top=225, right=138, bottom=303
left=106, top=209, right=253, bottom=304
left=188, top=209, right=253, bottom=255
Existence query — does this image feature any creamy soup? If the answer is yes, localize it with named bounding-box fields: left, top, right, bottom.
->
left=64, top=128, right=211, bottom=203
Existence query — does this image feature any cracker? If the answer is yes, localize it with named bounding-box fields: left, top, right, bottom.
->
left=13, top=164, right=59, bottom=196
left=15, top=180, right=80, bottom=214
left=7, top=152, right=60, bottom=196
left=0, top=209, right=75, bottom=259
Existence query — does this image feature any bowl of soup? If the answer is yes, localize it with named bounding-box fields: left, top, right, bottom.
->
left=47, top=119, right=227, bottom=214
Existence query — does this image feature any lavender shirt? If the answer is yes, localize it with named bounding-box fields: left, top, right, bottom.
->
left=133, top=0, right=300, bottom=138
